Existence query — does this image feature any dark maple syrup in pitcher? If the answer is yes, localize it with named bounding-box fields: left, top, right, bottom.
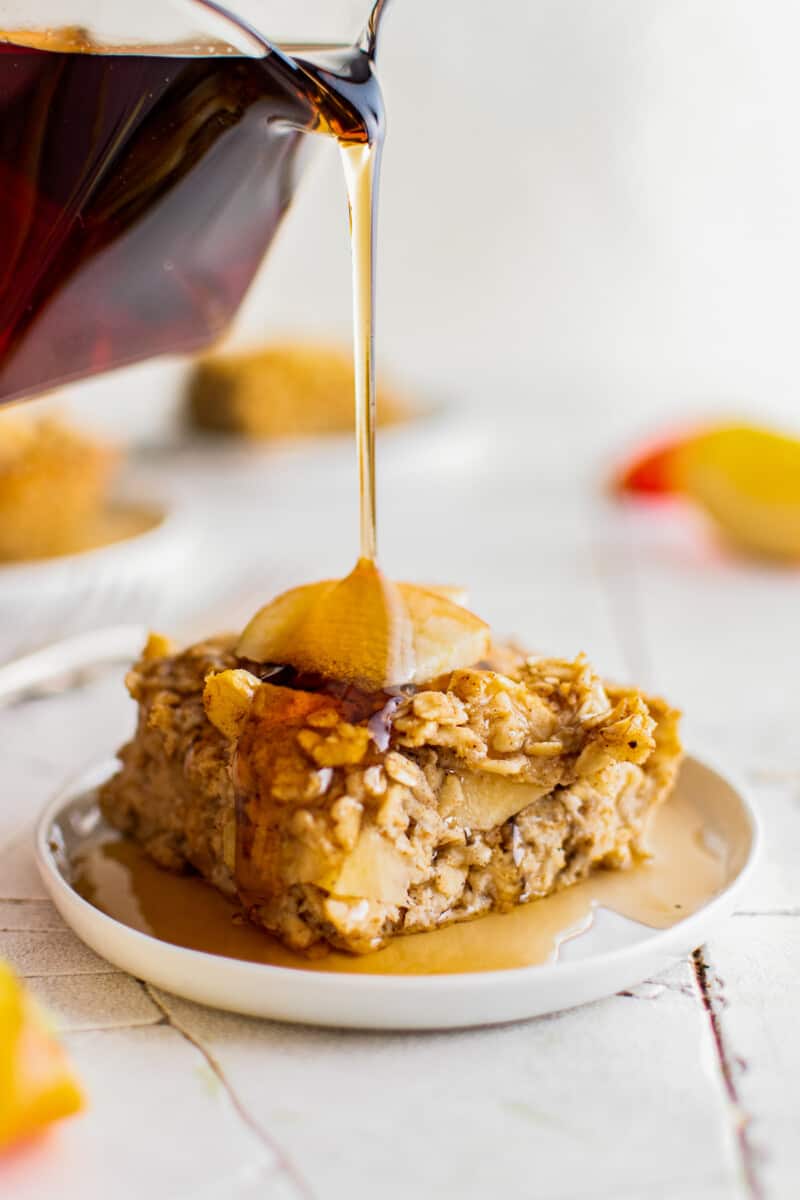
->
left=0, top=26, right=384, bottom=403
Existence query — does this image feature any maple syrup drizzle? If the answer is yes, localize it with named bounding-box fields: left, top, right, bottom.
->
left=342, top=140, right=381, bottom=563
left=73, top=780, right=739, bottom=976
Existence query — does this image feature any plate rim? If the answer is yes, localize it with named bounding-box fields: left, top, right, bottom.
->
left=34, top=751, right=761, bottom=997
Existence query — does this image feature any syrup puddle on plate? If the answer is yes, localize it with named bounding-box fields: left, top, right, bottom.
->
left=70, top=778, right=739, bottom=975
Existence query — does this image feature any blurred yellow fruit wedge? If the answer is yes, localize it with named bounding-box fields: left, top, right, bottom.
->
left=237, top=560, right=490, bottom=689
left=617, top=424, right=800, bottom=560
left=0, top=962, right=84, bottom=1151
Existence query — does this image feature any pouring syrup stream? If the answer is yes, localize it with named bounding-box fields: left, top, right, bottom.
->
left=342, top=139, right=381, bottom=564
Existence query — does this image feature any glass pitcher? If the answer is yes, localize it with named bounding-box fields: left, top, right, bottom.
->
left=0, top=0, right=388, bottom=405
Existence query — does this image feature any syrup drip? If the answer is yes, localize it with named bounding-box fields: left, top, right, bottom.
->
left=238, top=661, right=409, bottom=739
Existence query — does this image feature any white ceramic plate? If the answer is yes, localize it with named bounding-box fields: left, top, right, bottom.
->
left=0, top=500, right=197, bottom=661
left=36, top=755, right=759, bottom=1031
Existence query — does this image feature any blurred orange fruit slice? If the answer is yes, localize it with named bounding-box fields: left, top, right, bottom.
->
left=616, top=424, right=800, bottom=560
left=0, top=962, right=84, bottom=1151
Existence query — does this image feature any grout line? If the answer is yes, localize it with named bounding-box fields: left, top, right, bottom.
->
left=0, top=927, right=66, bottom=933
left=62, top=1019, right=162, bottom=1033
left=23, top=969, right=127, bottom=981
left=143, top=983, right=317, bottom=1200
left=691, top=948, right=764, bottom=1200
left=1, top=931, right=62, bottom=936
left=735, top=909, right=800, bottom=918
left=9, top=970, right=122, bottom=980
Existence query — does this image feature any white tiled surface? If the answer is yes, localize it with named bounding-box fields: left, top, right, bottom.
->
left=0, top=401, right=797, bottom=1199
